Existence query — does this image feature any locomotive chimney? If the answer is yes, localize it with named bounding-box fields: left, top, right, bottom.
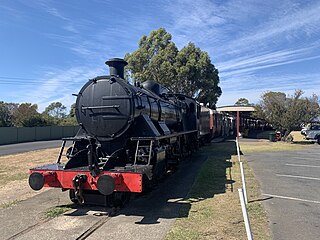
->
left=105, top=58, right=128, bottom=79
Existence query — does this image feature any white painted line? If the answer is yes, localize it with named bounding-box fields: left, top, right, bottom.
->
left=285, top=163, right=320, bottom=168
left=291, top=156, right=320, bottom=160
left=263, top=193, right=320, bottom=204
left=277, top=174, right=320, bottom=181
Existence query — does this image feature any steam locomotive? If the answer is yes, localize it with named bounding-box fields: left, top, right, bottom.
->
left=28, top=58, right=223, bottom=206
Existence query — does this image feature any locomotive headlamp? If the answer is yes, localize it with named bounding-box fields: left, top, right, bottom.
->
left=97, top=175, right=116, bottom=195
left=29, top=172, right=45, bottom=190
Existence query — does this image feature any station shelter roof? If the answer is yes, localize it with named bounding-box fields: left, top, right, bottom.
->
left=216, top=105, right=256, bottom=112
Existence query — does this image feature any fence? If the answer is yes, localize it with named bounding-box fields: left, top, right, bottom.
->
left=0, top=126, right=79, bottom=145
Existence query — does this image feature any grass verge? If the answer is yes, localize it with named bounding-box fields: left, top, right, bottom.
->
left=0, top=147, right=67, bottom=207
left=239, top=140, right=312, bottom=153
left=0, top=147, right=63, bottom=186
left=166, top=141, right=271, bottom=240
left=45, top=205, right=73, bottom=218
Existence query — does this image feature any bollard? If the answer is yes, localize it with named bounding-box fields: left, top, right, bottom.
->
left=238, top=188, right=253, bottom=240
left=240, top=161, right=248, bottom=204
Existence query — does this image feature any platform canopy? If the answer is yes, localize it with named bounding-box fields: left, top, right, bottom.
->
left=216, top=105, right=257, bottom=139
left=216, top=105, right=256, bottom=112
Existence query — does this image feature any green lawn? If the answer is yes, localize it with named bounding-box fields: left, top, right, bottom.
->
left=166, top=141, right=271, bottom=240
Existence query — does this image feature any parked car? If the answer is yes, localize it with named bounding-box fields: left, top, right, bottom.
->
left=301, top=124, right=320, bottom=144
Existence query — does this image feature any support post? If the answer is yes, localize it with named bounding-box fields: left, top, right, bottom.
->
left=238, top=188, right=253, bottom=240
left=237, top=111, right=240, bottom=139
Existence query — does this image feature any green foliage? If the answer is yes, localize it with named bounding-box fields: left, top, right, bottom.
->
left=43, top=102, right=67, bottom=118
left=41, top=102, right=78, bottom=126
left=11, top=103, right=48, bottom=127
left=21, top=114, right=48, bottom=127
left=125, top=28, right=221, bottom=107
left=0, top=101, right=78, bottom=127
left=45, top=205, right=73, bottom=218
left=176, top=43, right=221, bottom=107
left=0, top=101, right=14, bottom=127
left=69, top=103, right=76, bottom=118
left=125, top=28, right=177, bottom=85
left=235, top=98, right=250, bottom=106
left=58, top=117, right=78, bottom=126
left=42, top=102, right=79, bottom=126
left=255, top=90, right=320, bottom=136
left=61, top=103, right=78, bottom=126
left=0, top=102, right=18, bottom=127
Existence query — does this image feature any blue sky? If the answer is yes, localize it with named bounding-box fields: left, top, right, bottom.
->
left=1, top=0, right=319, bottom=111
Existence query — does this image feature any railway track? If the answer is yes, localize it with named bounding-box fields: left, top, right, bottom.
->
left=2, top=151, right=208, bottom=240
left=76, top=213, right=113, bottom=240
left=6, top=207, right=118, bottom=240
left=7, top=218, right=52, bottom=240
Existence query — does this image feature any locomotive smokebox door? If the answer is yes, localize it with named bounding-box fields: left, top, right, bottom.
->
left=76, top=77, right=133, bottom=140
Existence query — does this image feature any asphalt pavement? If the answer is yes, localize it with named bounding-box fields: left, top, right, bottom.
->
left=244, top=142, right=320, bottom=240
left=0, top=140, right=64, bottom=156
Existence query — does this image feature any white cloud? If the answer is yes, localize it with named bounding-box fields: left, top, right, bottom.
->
left=220, top=1, right=320, bottom=56
left=33, top=1, right=82, bottom=35
left=164, top=0, right=320, bottom=108
left=218, top=71, right=320, bottom=106
left=44, top=6, right=68, bottom=21
left=218, top=44, right=319, bottom=73
left=62, top=24, right=79, bottom=34
left=166, top=0, right=320, bottom=53
left=19, top=66, right=106, bottom=111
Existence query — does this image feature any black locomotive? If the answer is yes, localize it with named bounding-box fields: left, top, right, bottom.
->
left=29, top=58, right=207, bottom=206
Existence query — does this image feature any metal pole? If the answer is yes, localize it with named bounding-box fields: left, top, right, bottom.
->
left=237, top=111, right=240, bottom=139
left=240, top=161, right=248, bottom=204
left=238, top=188, right=253, bottom=240
left=56, top=140, right=66, bottom=164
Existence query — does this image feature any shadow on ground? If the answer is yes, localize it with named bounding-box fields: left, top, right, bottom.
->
left=121, top=140, right=238, bottom=224
left=56, top=141, right=238, bottom=225
left=291, top=141, right=316, bottom=145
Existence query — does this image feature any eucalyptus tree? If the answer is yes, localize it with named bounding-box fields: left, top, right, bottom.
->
left=125, top=28, right=221, bottom=107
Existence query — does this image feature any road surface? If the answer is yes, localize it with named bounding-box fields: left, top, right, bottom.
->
left=244, top=141, right=320, bottom=240
left=0, top=140, right=64, bottom=156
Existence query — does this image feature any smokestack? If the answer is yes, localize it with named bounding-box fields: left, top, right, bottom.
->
left=105, top=58, right=128, bottom=79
